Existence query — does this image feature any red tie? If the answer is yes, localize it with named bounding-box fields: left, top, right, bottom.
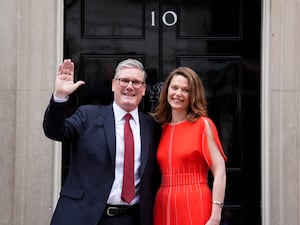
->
left=121, top=113, right=135, bottom=203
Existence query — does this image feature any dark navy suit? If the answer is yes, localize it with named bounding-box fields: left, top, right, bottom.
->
left=43, top=97, right=161, bottom=225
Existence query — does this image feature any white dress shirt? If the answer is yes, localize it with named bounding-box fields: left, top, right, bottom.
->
left=107, top=102, right=141, bottom=205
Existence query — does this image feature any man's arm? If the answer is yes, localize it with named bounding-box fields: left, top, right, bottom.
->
left=43, top=59, right=85, bottom=141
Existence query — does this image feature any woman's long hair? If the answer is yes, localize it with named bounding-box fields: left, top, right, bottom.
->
left=152, top=67, right=207, bottom=124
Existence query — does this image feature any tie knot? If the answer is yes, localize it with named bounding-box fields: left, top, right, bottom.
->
left=125, top=113, right=131, bottom=122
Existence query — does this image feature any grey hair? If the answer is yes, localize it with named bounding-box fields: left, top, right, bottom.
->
left=114, top=59, right=147, bottom=81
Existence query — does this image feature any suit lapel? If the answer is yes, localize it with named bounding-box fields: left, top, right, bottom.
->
left=101, top=105, right=116, bottom=168
left=139, top=113, right=150, bottom=176
left=100, top=107, right=152, bottom=175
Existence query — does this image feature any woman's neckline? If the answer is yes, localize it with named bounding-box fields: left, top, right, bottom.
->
left=168, top=119, right=188, bottom=126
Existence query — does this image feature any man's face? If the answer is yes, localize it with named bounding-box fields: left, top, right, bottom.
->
left=112, top=68, right=146, bottom=112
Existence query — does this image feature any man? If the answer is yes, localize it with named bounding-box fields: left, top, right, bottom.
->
left=43, top=59, right=161, bottom=225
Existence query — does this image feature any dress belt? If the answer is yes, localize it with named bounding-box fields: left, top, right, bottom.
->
left=161, top=173, right=207, bottom=186
left=105, top=204, right=139, bottom=217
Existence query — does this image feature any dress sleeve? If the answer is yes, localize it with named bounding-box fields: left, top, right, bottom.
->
left=201, top=117, right=227, bottom=168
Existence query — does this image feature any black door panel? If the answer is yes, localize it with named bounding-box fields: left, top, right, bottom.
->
left=63, top=1, right=261, bottom=224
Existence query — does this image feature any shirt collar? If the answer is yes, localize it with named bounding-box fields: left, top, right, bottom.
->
left=113, top=102, right=139, bottom=123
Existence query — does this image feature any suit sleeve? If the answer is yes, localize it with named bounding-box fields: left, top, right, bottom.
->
left=43, top=96, right=83, bottom=142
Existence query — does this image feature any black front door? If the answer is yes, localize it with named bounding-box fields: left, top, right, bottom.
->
left=63, top=1, right=261, bottom=224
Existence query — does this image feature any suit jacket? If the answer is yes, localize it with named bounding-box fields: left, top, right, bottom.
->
left=43, top=97, right=161, bottom=225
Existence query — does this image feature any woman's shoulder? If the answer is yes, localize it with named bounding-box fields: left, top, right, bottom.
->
left=194, top=116, right=211, bottom=125
left=197, top=116, right=217, bottom=126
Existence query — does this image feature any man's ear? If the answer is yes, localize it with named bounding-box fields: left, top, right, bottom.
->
left=142, top=85, right=146, bottom=96
left=112, top=79, right=116, bottom=92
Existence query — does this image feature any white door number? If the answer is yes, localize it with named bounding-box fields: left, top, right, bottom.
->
left=151, top=11, right=178, bottom=27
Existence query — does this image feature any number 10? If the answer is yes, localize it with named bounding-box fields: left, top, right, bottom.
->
left=151, top=11, right=178, bottom=27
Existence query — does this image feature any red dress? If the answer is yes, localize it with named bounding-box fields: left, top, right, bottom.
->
left=154, top=117, right=227, bottom=225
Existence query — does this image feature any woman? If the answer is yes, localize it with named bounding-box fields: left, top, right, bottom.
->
left=152, top=67, right=227, bottom=225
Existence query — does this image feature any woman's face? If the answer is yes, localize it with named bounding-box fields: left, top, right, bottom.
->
left=167, top=75, right=190, bottom=113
